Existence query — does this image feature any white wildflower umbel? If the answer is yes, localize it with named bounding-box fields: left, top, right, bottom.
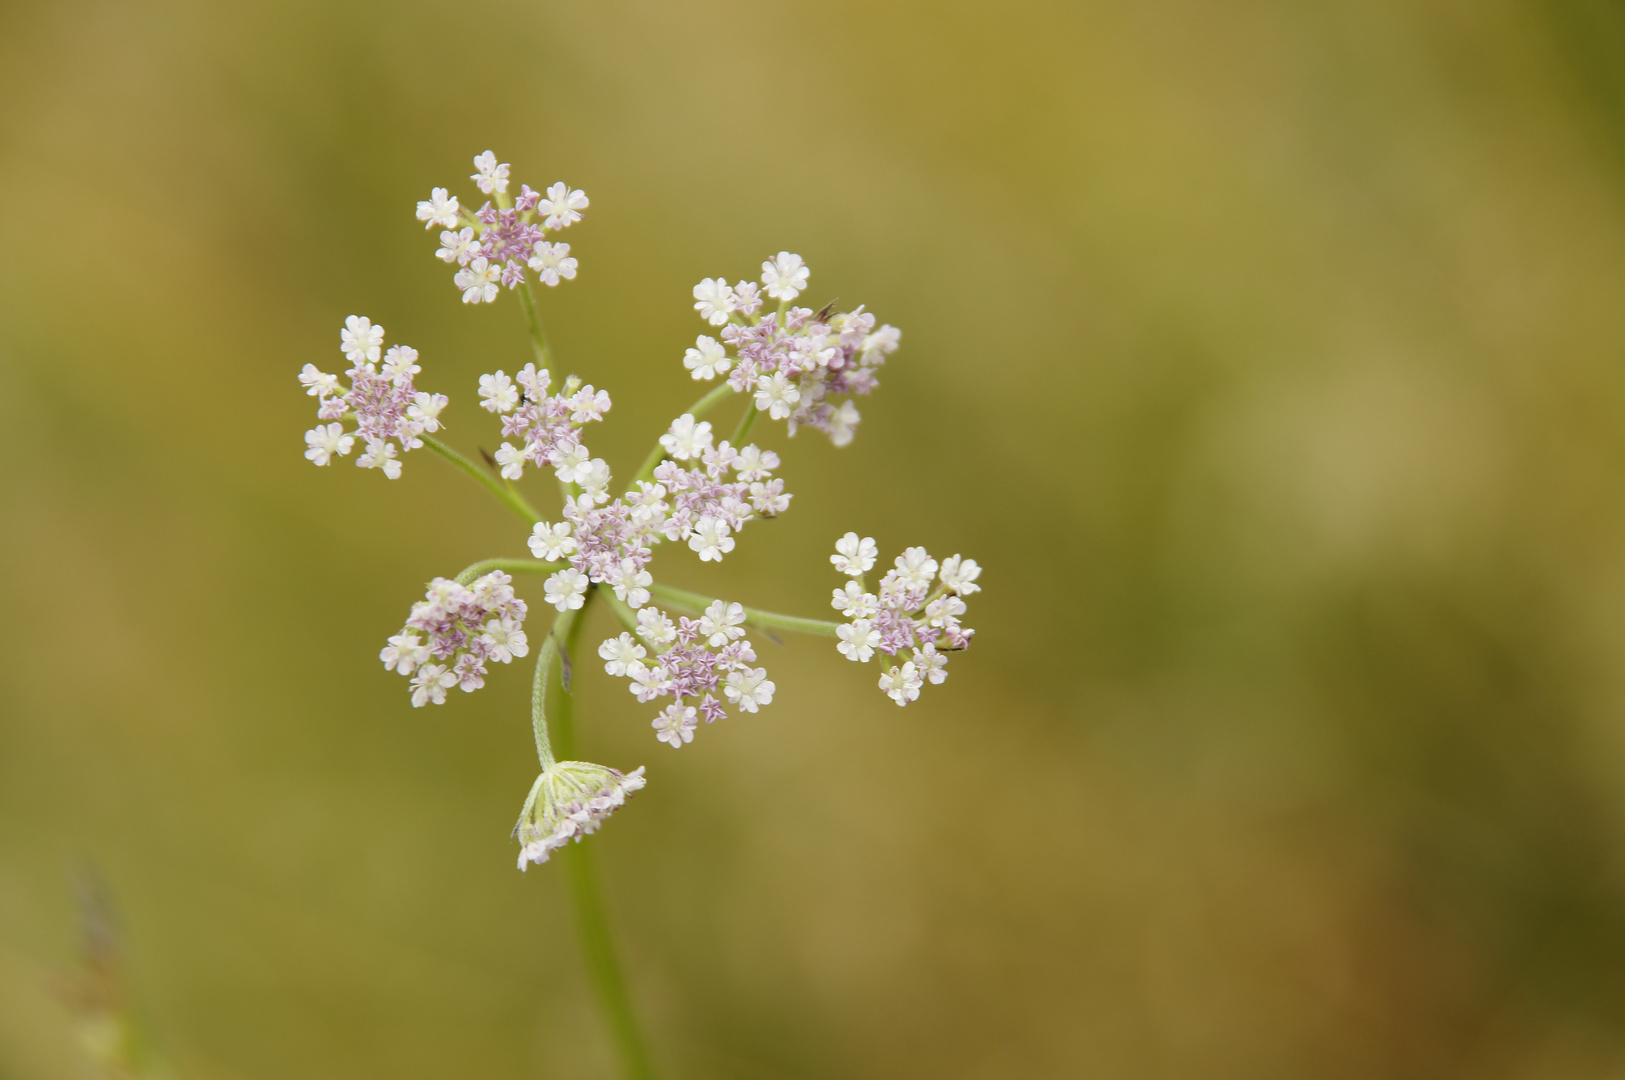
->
left=299, top=317, right=444, bottom=479
left=515, top=761, right=646, bottom=869
left=382, top=571, right=529, bottom=703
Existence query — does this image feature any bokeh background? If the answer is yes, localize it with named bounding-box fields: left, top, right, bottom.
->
left=7, top=0, right=1625, bottom=1076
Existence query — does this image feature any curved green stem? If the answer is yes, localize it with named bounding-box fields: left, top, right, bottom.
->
left=453, top=556, right=563, bottom=586
left=730, top=401, right=760, bottom=447
left=529, top=613, right=568, bottom=769
left=646, top=582, right=840, bottom=637
left=422, top=436, right=541, bottom=525
left=629, top=382, right=737, bottom=489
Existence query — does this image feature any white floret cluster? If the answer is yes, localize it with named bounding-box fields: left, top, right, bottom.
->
left=299, top=316, right=448, bottom=478
left=379, top=571, right=530, bottom=706
left=828, top=533, right=981, bottom=706
left=684, top=253, right=900, bottom=447
left=598, top=599, right=775, bottom=749
left=515, top=761, right=647, bottom=869
left=415, top=150, right=588, bottom=303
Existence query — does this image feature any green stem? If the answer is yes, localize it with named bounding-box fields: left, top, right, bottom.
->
left=529, top=613, right=569, bottom=768
left=629, top=382, right=737, bottom=489
left=453, top=557, right=563, bottom=586
left=730, top=402, right=760, bottom=447
left=516, top=283, right=555, bottom=370
left=563, top=842, right=658, bottom=1080
left=422, top=436, right=542, bottom=525
left=600, top=591, right=643, bottom=637
left=647, top=582, right=841, bottom=637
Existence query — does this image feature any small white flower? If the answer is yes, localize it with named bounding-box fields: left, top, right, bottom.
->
left=761, top=251, right=808, bottom=301
left=494, top=441, right=527, bottom=480
left=407, top=392, right=448, bottom=432
left=598, top=633, right=648, bottom=677
left=860, top=324, right=901, bottom=364
left=528, top=241, right=578, bottom=286
left=341, top=315, right=384, bottom=363
left=652, top=703, right=697, bottom=747
left=692, top=278, right=736, bottom=326
left=836, top=619, right=879, bottom=662
left=480, top=620, right=529, bottom=663
left=544, top=568, right=590, bottom=611
left=304, top=423, right=354, bottom=466
left=687, top=518, right=734, bottom=562
left=636, top=606, right=677, bottom=647
left=380, top=631, right=430, bottom=675
left=415, top=188, right=460, bottom=229
left=831, top=533, right=878, bottom=577
left=610, top=559, right=653, bottom=609
left=381, top=345, right=420, bottom=384
left=698, top=600, right=747, bottom=647
left=630, top=664, right=673, bottom=703
left=567, top=386, right=612, bottom=424
left=940, top=555, right=982, bottom=595
left=683, top=335, right=731, bottom=380
left=754, top=372, right=800, bottom=419
left=748, top=479, right=791, bottom=516
left=878, top=662, right=923, bottom=706
left=478, top=371, right=519, bottom=413
left=550, top=441, right=593, bottom=484
left=831, top=582, right=879, bottom=620
left=925, top=594, right=967, bottom=628
left=732, top=445, right=779, bottom=481
left=895, top=547, right=939, bottom=590
left=455, top=257, right=502, bottom=304
left=436, top=226, right=479, bottom=265
left=529, top=521, right=577, bottom=562
left=299, top=363, right=341, bottom=398
left=827, top=400, right=860, bottom=447
left=913, top=643, right=949, bottom=685
left=357, top=438, right=401, bottom=479
left=410, top=663, right=458, bottom=707
left=539, top=181, right=589, bottom=229
left=660, top=414, right=713, bottom=461
left=724, top=667, right=775, bottom=713
left=579, top=458, right=612, bottom=503
left=471, top=151, right=510, bottom=195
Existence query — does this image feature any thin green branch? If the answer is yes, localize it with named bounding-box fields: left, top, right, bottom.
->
left=422, top=435, right=542, bottom=525
left=530, top=616, right=565, bottom=769
left=629, top=382, right=736, bottom=489
left=730, top=401, right=760, bottom=447
left=647, top=582, right=840, bottom=638
left=601, top=591, right=643, bottom=637
left=516, top=282, right=555, bottom=370
left=563, top=841, right=659, bottom=1080
left=453, top=557, right=563, bottom=586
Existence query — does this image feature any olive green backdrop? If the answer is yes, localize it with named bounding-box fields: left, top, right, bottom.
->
left=7, top=0, right=1625, bottom=1076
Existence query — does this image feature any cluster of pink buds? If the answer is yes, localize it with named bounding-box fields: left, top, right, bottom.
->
left=598, top=600, right=774, bottom=747
left=379, top=571, right=530, bottom=706
left=416, top=151, right=587, bottom=303
left=828, top=533, right=981, bottom=706
left=299, top=316, right=448, bottom=478
left=685, top=254, right=901, bottom=446
left=515, top=761, right=647, bottom=870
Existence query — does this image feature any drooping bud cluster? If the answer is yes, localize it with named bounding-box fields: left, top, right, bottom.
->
left=379, top=571, right=530, bottom=706
left=415, top=150, right=588, bottom=304
left=515, top=761, right=647, bottom=869
left=684, top=253, right=900, bottom=446
left=527, top=413, right=789, bottom=610
left=828, top=533, right=981, bottom=706
left=299, top=316, right=448, bottom=478
left=598, top=600, right=775, bottom=747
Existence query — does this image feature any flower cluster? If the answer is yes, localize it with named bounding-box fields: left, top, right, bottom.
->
left=299, top=316, right=447, bottom=478
left=515, top=761, right=647, bottom=869
left=379, top=571, right=530, bottom=706
left=828, top=533, right=981, bottom=706
left=528, top=413, right=788, bottom=610
left=416, top=150, right=588, bottom=304
left=599, top=600, right=775, bottom=748
left=683, top=253, right=900, bottom=446
left=482, top=363, right=616, bottom=498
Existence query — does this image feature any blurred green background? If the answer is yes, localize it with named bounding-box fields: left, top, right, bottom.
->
left=8, top=0, right=1625, bottom=1076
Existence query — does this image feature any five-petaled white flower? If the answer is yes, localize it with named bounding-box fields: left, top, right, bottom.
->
left=478, top=371, right=519, bottom=413
left=436, top=227, right=479, bottom=265
left=299, top=364, right=341, bottom=398
left=912, top=643, right=949, bottom=685
left=939, top=555, right=982, bottom=595
left=683, top=336, right=730, bottom=380
left=544, top=568, right=589, bottom=611
left=455, top=257, right=502, bottom=304
left=754, top=372, right=800, bottom=419
left=598, top=633, right=648, bottom=678
left=831, top=533, right=878, bottom=576
left=382, top=345, right=420, bottom=384
left=723, top=667, right=775, bottom=713
left=494, top=442, right=527, bottom=480
left=415, top=188, right=460, bottom=229
left=610, top=559, right=653, bottom=608
left=878, top=662, right=923, bottom=706
left=687, top=518, right=734, bottom=562
left=528, top=241, right=578, bottom=286
left=732, top=445, right=779, bottom=481
left=550, top=442, right=593, bottom=484
left=341, top=315, right=385, bottom=363
left=529, top=521, right=577, bottom=562
left=692, top=278, right=735, bottom=326
left=480, top=620, right=529, bottom=663
left=408, top=392, right=447, bottom=432
left=380, top=631, right=430, bottom=675
left=761, top=251, right=808, bottom=301
left=636, top=607, right=677, bottom=647
left=831, top=582, right=879, bottom=620
left=836, top=619, right=879, bottom=662
left=471, top=151, right=510, bottom=195
left=652, top=703, right=697, bottom=747
left=304, top=423, right=354, bottom=467
left=410, top=664, right=458, bottom=707
left=357, top=438, right=402, bottom=479
left=698, top=600, right=747, bottom=647
left=539, top=182, right=588, bottom=229
left=660, top=414, right=713, bottom=461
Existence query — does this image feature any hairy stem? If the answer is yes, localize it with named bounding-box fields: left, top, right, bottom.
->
left=453, top=556, right=563, bottom=586
left=529, top=612, right=570, bottom=769
left=629, top=382, right=737, bottom=489
left=422, top=435, right=541, bottom=525
left=647, top=582, right=841, bottom=637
